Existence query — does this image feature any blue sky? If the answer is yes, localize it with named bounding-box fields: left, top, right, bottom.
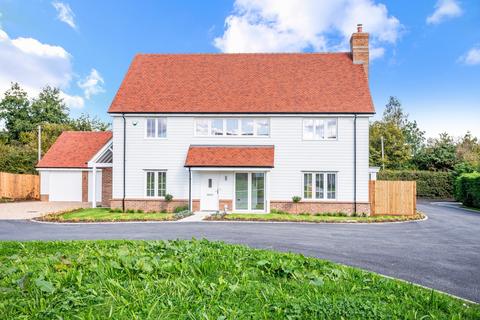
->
left=0, top=0, right=479, bottom=138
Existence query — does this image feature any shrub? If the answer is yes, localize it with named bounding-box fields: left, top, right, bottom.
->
left=126, top=209, right=135, bottom=213
left=292, top=196, right=301, bottom=203
left=136, top=209, right=144, bottom=213
left=160, top=209, right=167, bottom=213
left=174, top=210, right=192, bottom=219
left=455, top=172, right=480, bottom=208
left=164, top=194, right=173, bottom=202
left=174, top=205, right=189, bottom=213
left=378, top=170, right=454, bottom=199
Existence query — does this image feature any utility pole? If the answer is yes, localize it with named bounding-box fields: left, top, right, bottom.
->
left=38, top=125, right=42, bottom=161
left=380, top=136, right=385, bottom=170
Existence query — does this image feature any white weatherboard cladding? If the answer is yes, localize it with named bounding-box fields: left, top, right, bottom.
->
left=112, top=116, right=370, bottom=202
left=40, top=171, right=49, bottom=194
left=88, top=170, right=102, bottom=202
left=48, top=171, right=82, bottom=201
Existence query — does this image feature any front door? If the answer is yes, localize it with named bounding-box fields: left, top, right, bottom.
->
left=200, top=174, right=219, bottom=211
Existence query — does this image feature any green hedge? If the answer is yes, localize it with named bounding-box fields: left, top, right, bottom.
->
left=455, top=172, right=480, bottom=208
left=378, top=170, right=454, bottom=199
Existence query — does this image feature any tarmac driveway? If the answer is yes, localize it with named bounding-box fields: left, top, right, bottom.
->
left=0, top=201, right=479, bottom=302
left=0, top=201, right=88, bottom=219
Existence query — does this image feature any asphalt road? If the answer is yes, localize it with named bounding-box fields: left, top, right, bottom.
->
left=0, top=201, right=479, bottom=302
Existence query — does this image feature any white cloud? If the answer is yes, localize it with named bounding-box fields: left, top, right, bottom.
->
left=213, top=0, right=402, bottom=59
left=426, top=0, right=462, bottom=25
left=458, top=47, right=480, bottom=65
left=52, top=1, right=77, bottom=30
left=60, top=92, right=84, bottom=109
left=77, top=69, right=105, bottom=99
left=0, top=29, right=84, bottom=109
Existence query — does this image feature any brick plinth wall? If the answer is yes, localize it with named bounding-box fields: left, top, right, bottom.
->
left=40, top=194, right=49, bottom=202
left=81, top=171, right=88, bottom=202
left=270, top=201, right=370, bottom=215
left=101, top=168, right=112, bottom=207
left=192, top=200, right=200, bottom=212
left=219, top=199, right=233, bottom=212
left=111, top=199, right=189, bottom=213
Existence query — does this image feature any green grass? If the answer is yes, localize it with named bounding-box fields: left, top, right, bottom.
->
left=209, top=213, right=425, bottom=223
left=0, top=240, right=477, bottom=319
left=39, top=208, right=175, bottom=222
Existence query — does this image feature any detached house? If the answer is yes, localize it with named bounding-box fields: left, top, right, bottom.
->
left=38, top=25, right=374, bottom=214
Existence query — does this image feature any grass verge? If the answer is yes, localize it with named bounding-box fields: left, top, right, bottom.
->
left=207, top=212, right=425, bottom=223
left=0, top=240, right=477, bottom=319
left=38, top=208, right=176, bottom=222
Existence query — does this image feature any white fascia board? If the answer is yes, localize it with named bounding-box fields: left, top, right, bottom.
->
left=87, top=139, right=113, bottom=167
left=110, top=113, right=373, bottom=118
left=188, top=167, right=272, bottom=172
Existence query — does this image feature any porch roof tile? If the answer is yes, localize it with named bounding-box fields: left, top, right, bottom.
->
left=185, top=145, right=274, bottom=168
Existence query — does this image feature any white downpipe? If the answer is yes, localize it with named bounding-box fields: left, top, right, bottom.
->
left=92, top=166, right=97, bottom=208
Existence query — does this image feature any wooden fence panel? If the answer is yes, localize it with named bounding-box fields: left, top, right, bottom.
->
left=0, top=172, right=40, bottom=200
left=369, top=180, right=416, bottom=216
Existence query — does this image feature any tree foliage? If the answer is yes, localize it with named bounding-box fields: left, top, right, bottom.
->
left=413, top=133, right=457, bottom=171
left=0, top=83, right=110, bottom=174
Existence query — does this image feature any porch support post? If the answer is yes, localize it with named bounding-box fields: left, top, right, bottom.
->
left=266, top=171, right=270, bottom=213
left=188, top=167, right=192, bottom=212
left=92, top=165, right=97, bottom=208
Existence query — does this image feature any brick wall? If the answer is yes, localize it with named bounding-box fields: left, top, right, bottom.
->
left=270, top=201, right=370, bottom=215
left=219, top=199, right=233, bottom=212
left=101, top=168, right=112, bottom=207
left=81, top=171, right=88, bottom=202
left=111, top=199, right=189, bottom=213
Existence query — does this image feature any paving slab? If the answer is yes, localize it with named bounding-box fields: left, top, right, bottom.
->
left=0, top=201, right=89, bottom=220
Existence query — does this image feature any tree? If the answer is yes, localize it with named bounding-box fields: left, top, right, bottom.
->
left=456, top=132, right=480, bottom=169
left=19, top=123, right=74, bottom=156
left=370, top=121, right=412, bottom=169
left=383, top=96, right=425, bottom=156
left=0, top=83, right=32, bottom=141
left=414, top=133, right=457, bottom=171
left=0, top=141, right=37, bottom=174
left=31, top=86, right=69, bottom=125
left=70, top=113, right=110, bottom=131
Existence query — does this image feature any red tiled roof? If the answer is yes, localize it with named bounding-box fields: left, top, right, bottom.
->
left=108, top=53, right=374, bottom=114
left=185, top=146, right=274, bottom=167
left=36, top=131, right=112, bottom=168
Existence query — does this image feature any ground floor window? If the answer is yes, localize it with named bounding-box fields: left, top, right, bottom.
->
left=235, top=172, right=265, bottom=211
left=145, top=171, right=167, bottom=197
left=303, top=172, right=336, bottom=200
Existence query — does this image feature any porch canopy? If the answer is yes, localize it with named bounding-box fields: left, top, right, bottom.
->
left=184, top=145, right=274, bottom=168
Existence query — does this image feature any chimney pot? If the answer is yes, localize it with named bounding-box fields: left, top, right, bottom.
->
left=357, top=24, right=363, bottom=33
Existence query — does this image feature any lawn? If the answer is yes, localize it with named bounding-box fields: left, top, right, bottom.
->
left=39, top=208, right=176, bottom=222
left=0, top=240, right=477, bottom=319
left=208, top=212, right=425, bottom=223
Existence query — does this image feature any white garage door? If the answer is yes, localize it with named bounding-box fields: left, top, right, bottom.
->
left=48, top=171, right=82, bottom=201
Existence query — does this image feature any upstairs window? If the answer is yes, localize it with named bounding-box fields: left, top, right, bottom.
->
left=146, top=118, right=167, bottom=138
left=303, top=172, right=336, bottom=200
left=195, top=118, right=270, bottom=137
left=303, top=118, right=337, bottom=140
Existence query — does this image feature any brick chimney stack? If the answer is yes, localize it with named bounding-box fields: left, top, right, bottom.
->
left=350, top=23, right=369, bottom=79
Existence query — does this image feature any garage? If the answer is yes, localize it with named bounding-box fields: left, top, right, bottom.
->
left=36, top=131, right=112, bottom=206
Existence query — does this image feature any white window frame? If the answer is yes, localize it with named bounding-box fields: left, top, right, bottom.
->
left=144, top=170, right=167, bottom=198
left=302, top=118, right=338, bottom=141
left=233, top=171, right=267, bottom=212
left=302, top=172, right=337, bottom=200
left=145, top=118, right=168, bottom=139
left=194, top=118, right=270, bottom=137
